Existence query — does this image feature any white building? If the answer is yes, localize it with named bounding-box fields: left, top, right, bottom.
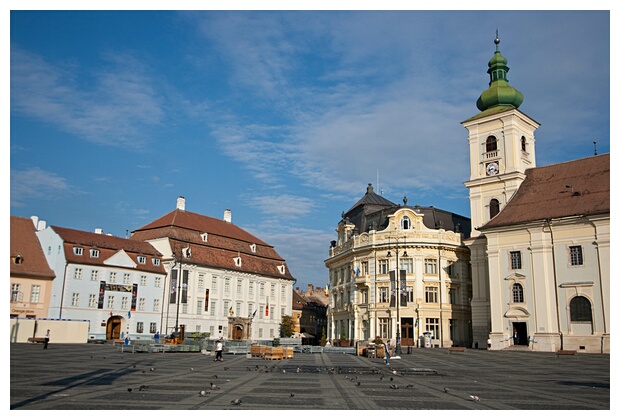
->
left=130, top=197, right=296, bottom=341
left=325, top=184, right=472, bottom=350
left=36, top=224, right=167, bottom=341
left=463, top=36, right=610, bottom=353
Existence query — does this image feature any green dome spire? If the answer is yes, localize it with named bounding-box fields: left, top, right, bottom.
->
left=476, top=34, right=524, bottom=112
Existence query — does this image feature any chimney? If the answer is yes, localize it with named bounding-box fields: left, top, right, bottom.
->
left=30, top=216, right=39, bottom=229
left=224, top=209, right=232, bottom=223
left=177, top=196, right=186, bottom=211
left=307, top=284, right=313, bottom=293
left=37, top=220, right=46, bottom=231
left=95, top=228, right=103, bottom=234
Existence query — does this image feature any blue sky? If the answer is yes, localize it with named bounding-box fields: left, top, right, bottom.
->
left=7, top=4, right=613, bottom=291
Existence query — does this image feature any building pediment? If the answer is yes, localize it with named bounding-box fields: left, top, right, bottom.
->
left=504, top=306, right=530, bottom=319
left=504, top=273, right=527, bottom=282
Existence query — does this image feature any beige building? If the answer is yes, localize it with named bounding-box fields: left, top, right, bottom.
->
left=325, top=184, right=471, bottom=350
left=463, top=36, right=610, bottom=353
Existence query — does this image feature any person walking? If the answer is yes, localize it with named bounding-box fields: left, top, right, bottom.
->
left=154, top=331, right=160, bottom=344
left=43, top=329, right=50, bottom=349
left=384, top=341, right=391, bottom=365
left=214, top=340, right=223, bottom=362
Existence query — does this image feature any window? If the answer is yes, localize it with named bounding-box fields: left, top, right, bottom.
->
left=136, top=322, right=144, bottom=334
left=449, top=287, right=457, bottom=304
left=512, top=283, right=524, bottom=303
left=139, top=298, right=146, bottom=311
left=155, top=277, right=162, bottom=288
left=90, top=249, right=100, bottom=258
left=236, top=302, right=241, bottom=316
left=259, top=305, right=264, bottom=319
left=197, top=300, right=203, bottom=315
left=224, top=301, right=230, bottom=316
left=72, top=293, right=80, bottom=307
left=281, top=285, right=286, bottom=300
left=490, top=199, right=500, bottom=219
left=402, top=216, right=411, bottom=230
left=137, top=256, right=146, bottom=264
left=569, top=246, right=584, bottom=266
left=379, top=318, right=390, bottom=340
left=210, top=302, right=216, bottom=316
left=426, top=318, right=439, bottom=340
left=249, top=282, right=254, bottom=295
left=362, top=261, right=369, bottom=275
left=107, top=295, right=115, bottom=309
left=406, top=286, right=414, bottom=303
left=11, top=284, right=21, bottom=302
left=109, top=272, right=117, bottom=283
left=30, top=285, right=40, bottom=303
left=379, top=287, right=389, bottom=303
left=270, top=284, right=275, bottom=299
left=74, top=268, right=82, bottom=279
left=152, top=258, right=160, bottom=266
left=201, top=232, right=208, bottom=242
left=379, top=259, right=389, bottom=275
left=360, top=288, right=368, bottom=304
left=74, top=247, right=84, bottom=256
left=121, top=296, right=129, bottom=309
left=400, top=258, right=414, bottom=274
left=250, top=243, right=256, bottom=252
left=521, top=136, right=527, bottom=152
left=153, top=299, right=161, bottom=312
left=425, top=286, right=438, bottom=303
left=89, top=294, right=97, bottom=308
left=140, top=275, right=147, bottom=286
left=510, top=251, right=522, bottom=270
left=237, top=279, right=243, bottom=294
left=486, top=136, right=497, bottom=152
left=260, top=283, right=265, bottom=297
left=48, top=246, right=51, bottom=255
left=225, top=278, right=231, bottom=293
left=449, top=319, right=457, bottom=340
left=424, top=259, right=437, bottom=274
left=123, top=273, right=130, bottom=284
left=91, top=270, right=99, bottom=282
left=570, top=296, right=592, bottom=322
left=212, top=277, right=218, bottom=292
left=446, top=262, right=456, bottom=277
left=150, top=323, right=157, bottom=334
left=198, top=273, right=204, bottom=288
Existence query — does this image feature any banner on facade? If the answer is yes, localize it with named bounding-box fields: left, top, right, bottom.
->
left=399, top=269, right=407, bottom=307
left=131, top=283, right=138, bottom=311
left=205, top=288, right=209, bottom=312
left=170, top=270, right=177, bottom=304
left=98, top=281, right=106, bottom=309
left=389, top=270, right=396, bottom=307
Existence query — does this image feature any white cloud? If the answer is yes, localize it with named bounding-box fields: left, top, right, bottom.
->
left=10, top=168, right=71, bottom=207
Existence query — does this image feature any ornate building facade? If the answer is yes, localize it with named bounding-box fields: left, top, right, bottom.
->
left=325, top=184, right=472, bottom=350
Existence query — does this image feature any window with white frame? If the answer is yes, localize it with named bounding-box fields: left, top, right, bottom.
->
left=155, top=277, right=162, bottom=288
left=121, top=296, right=129, bottom=309
left=259, top=304, right=264, bottom=319
left=401, top=215, right=411, bottom=230
left=406, top=286, right=414, bottom=303
left=260, top=283, right=265, bottom=297
left=362, top=261, right=369, bottom=275
left=569, top=246, right=584, bottom=266
left=425, top=286, right=438, bottom=303
left=400, top=257, right=414, bottom=273
left=152, top=258, right=160, bottom=266
left=153, top=299, right=160, bottom=312
left=30, top=285, right=40, bottom=303
left=150, top=323, right=157, bottom=334
left=91, top=270, right=99, bottom=281
left=270, top=284, right=275, bottom=299
left=379, top=259, right=389, bottom=274
left=236, top=302, right=241, bottom=316
left=11, top=284, right=21, bottom=302
left=225, top=278, right=231, bottom=293
left=74, top=247, right=83, bottom=256
left=248, top=303, right=254, bottom=318
left=223, top=301, right=230, bottom=316
left=361, top=288, right=368, bottom=304
left=74, top=268, right=82, bottom=279
left=197, top=300, right=203, bottom=315
left=182, top=303, right=188, bottom=314
left=280, top=285, right=286, bottom=300
left=137, top=256, right=146, bottom=264
left=212, top=277, right=218, bottom=292
left=512, top=283, right=524, bottom=303
left=379, top=287, right=389, bottom=303
left=426, top=318, right=439, bottom=339
left=270, top=328, right=275, bottom=338
left=140, top=275, right=147, bottom=286
left=237, top=279, right=242, bottom=294
left=210, top=302, right=216, bottom=316
left=249, top=282, right=254, bottom=295
left=198, top=273, right=204, bottom=288
left=424, top=258, right=437, bottom=274
left=72, top=293, right=80, bottom=307
left=109, top=272, right=117, bottom=283
left=136, top=322, right=144, bottom=333
left=89, top=294, right=97, bottom=308
left=90, top=248, right=100, bottom=258
left=379, top=318, right=390, bottom=340
left=139, top=298, right=146, bottom=311
left=107, top=295, right=114, bottom=309
left=123, top=273, right=130, bottom=284
left=510, top=251, right=522, bottom=270
left=258, top=328, right=263, bottom=338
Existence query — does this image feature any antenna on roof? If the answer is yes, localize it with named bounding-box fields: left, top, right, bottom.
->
left=593, top=140, right=598, bottom=156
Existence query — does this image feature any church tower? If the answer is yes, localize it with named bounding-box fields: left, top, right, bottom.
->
left=462, top=35, right=539, bottom=348
left=462, top=35, right=539, bottom=236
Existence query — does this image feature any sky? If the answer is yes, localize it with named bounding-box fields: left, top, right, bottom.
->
left=6, top=3, right=614, bottom=292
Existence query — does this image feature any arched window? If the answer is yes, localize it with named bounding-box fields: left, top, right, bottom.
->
left=512, top=283, right=524, bottom=303
left=570, top=296, right=592, bottom=322
left=521, top=136, right=527, bottom=152
left=401, top=216, right=411, bottom=230
left=486, top=136, right=498, bottom=152
left=490, top=199, right=500, bottom=219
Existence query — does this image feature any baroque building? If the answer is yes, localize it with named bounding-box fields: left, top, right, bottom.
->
left=130, top=196, right=296, bottom=341
left=324, top=184, right=471, bottom=350
left=463, top=36, right=610, bottom=353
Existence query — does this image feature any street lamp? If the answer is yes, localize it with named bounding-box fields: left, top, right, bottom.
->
left=387, top=240, right=407, bottom=355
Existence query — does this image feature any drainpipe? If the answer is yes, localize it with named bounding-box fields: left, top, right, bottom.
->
left=545, top=219, right=563, bottom=350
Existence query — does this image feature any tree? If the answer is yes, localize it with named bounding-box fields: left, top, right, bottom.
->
left=279, top=315, right=295, bottom=337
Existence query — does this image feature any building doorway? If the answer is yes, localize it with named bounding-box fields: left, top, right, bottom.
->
left=107, top=316, right=123, bottom=340
left=512, top=322, right=527, bottom=345
left=232, top=325, right=243, bottom=340
left=401, top=318, right=415, bottom=346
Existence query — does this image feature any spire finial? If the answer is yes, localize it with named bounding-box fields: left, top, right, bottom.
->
left=494, top=29, right=500, bottom=50
left=594, top=140, right=598, bottom=156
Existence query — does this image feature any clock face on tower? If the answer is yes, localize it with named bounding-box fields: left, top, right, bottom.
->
left=486, top=161, right=499, bottom=175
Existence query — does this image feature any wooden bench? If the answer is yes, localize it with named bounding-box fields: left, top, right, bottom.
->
left=556, top=350, right=577, bottom=356
left=449, top=347, right=466, bottom=353
left=27, top=337, right=46, bottom=344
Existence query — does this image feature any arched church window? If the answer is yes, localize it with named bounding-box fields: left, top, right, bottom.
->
left=486, top=136, right=498, bottom=152
left=490, top=198, right=500, bottom=219
left=512, top=283, right=524, bottom=303
left=570, top=296, right=592, bottom=322
left=401, top=216, right=411, bottom=230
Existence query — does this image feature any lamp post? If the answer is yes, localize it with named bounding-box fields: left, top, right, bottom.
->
left=387, top=238, right=407, bottom=355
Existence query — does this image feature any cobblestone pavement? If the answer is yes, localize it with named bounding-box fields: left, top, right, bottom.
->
left=10, top=343, right=610, bottom=410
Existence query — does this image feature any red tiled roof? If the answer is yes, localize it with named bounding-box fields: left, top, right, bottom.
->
left=10, top=216, right=55, bottom=280
left=131, top=209, right=295, bottom=281
left=481, top=154, right=610, bottom=230
left=51, top=226, right=167, bottom=274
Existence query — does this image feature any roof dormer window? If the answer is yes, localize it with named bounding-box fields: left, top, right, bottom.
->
left=234, top=256, right=242, bottom=267
left=250, top=244, right=256, bottom=253
left=277, top=264, right=286, bottom=275
left=201, top=233, right=208, bottom=242
left=137, top=256, right=146, bottom=264
left=152, top=258, right=160, bottom=266
left=74, top=246, right=84, bottom=256
left=90, top=249, right=100, bottom=258
left=12, top=255, right=24, bottom=264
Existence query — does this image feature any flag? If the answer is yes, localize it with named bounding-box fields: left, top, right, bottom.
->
left=229, top=306, right=234, bottom=316
left=325, top=284, right=330, bottom=297
left=252, top=309, right=257, bottom=318
left=265, top=296, right=269, bottom=316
